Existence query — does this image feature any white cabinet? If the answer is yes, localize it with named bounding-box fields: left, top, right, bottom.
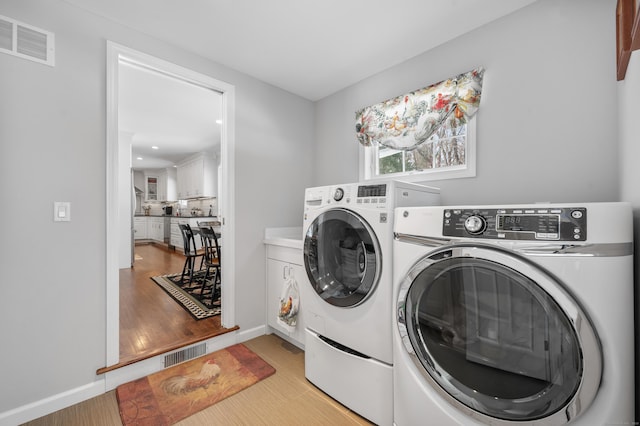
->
left=177, top=152, right=217, bottom=199
left=165, top=167, right=177, bottom=201
left=170, top=218, right=183, bottom=248
left=266, top=244, right=306, bottom=349
left=171, top=218, right=206, bottom=251
left=148, top=217, right=164, bottom=242
left=134, top=217, right=147, bottom=240
left=157, top=171, right=167, bottom=201
left=144, top=169, right=177, bottom=202
left=135, top=217, right=163, bottom=242
left=144, top=173, right=159, bottom=201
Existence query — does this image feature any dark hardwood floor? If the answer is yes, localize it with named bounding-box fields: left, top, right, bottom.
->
left=99, top=243, right=236, bottom=373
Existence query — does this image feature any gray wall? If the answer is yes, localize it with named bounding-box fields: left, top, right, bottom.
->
left=0, top=0, right=633, bottom=420
left=619, top=46, right=640, bottom=420
left=0, top=0, right=313, bottom=414
left=314, top=0, right=619, bottom=205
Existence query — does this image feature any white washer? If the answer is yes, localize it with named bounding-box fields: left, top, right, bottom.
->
left=302, top=180, right=440, bottom=425
left=392, top=203, right=634, bottom=425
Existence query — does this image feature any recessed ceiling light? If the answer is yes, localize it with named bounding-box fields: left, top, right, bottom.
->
left=215, top=119, right=222, bottom=124
left=137, top=157, right=143, bottom=160
left=152, top=146, right=159, bottom=150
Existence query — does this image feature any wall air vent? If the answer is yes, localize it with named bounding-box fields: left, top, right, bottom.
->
left=0, top=15, right=54, bottom=66
left=163, top=342, right=207, bottom=368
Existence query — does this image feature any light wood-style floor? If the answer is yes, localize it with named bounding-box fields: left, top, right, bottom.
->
left=25, top=334, right=373, bottom=425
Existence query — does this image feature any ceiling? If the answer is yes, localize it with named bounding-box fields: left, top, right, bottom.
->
left=64, top=0, right=538, bottom=101
left=119, top=61, right=223, bottom=170
left=67, top=0, right=538, bottom=169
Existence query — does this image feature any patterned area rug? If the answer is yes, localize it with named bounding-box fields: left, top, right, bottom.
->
left=151, top=271, right=220, bottom=320
left=116, top=344, right=276, bottom=426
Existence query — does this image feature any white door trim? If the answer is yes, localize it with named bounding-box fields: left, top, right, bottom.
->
left=105, top=41, right=236, bottom=367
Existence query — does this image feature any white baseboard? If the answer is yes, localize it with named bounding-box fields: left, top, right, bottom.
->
left=0, top=326, right=268, bottom=426
left=0, top=381, right=105, bottom=426
left=268, top=327, right=305, bottom=350
left=235, top=324, right=266, bottom=343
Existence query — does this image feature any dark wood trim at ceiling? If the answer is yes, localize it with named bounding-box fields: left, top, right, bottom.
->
left=617, top=0, right=640, bottom=80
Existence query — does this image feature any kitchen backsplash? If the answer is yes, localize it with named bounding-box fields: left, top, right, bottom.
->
left=140, top=197, right=218, bottom=217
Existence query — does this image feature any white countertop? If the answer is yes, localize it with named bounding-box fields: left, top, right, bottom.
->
left=264, top=227, right=303, bottom=249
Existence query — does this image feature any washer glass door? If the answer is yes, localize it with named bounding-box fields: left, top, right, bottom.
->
left=304, top=208, right=380, bottom=307
left=398, top=244, right=601, bottom=423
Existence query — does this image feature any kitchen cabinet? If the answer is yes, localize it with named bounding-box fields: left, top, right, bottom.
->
left=177, top=152, right=217, bottom=199
left=157, top=171, right=167, bottom=201
left=134, top=217, right=147, bottom=240
left=143, top=169, right=177, bottom=202
left=164, top=167, right=177, bottom=201
left=171, top=218, right=208, bottom=251
left=134, top=217, right=164, bottom=242
left=266, top=244, right=306, bottom=349
left=144, top=173, right=159, bottom=201
left=148, top=217, right=164, bottom=242
left=170, top=218, right=185, bottom=249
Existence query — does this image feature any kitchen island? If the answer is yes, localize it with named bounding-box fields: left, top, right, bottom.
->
left=134, top=215, right=220, bottom=251
left=169, top=216, right=221, bottom=251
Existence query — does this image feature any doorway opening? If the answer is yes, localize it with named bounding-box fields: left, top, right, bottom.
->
left=106, top=42, right=236, bottom=368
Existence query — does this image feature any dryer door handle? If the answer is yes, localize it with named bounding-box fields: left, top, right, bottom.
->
left=515, top=242, right=632, bottom=257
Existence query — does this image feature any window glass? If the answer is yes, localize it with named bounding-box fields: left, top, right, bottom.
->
left=361, top=117, right=475, bottom=182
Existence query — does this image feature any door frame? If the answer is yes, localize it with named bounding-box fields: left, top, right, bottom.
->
left=105, top=41, right=236, bottom=366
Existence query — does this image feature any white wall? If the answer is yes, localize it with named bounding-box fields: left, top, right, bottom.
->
left=0, top=0, right=313, bottom=418
left=314, top=0, right=619, bottom=205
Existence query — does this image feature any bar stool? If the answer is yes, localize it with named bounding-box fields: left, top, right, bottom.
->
left=199, top=225, right=221, bottom=307
left=178, top=224, right=204, bottom=286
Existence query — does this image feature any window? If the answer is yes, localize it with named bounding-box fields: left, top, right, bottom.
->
left=360, top=116, right=475, bottom=182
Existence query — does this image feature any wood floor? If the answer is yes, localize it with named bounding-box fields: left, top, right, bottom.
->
left=25, top=334, right=373, bottom=425
left=102, top=243, right=236, bottom=372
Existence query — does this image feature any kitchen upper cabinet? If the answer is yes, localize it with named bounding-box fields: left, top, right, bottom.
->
left=157, top=171, right=167, bottom=201
left=165, top=167, right=177, bottom=201
left=177, top=152, right=217, bottom=199
left=144, top=173, right=159, bottom=201
left=144, top=168, right=177, bottom=202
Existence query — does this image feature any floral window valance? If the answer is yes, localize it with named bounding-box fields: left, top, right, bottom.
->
left=355, top=67, right=485, bottom=151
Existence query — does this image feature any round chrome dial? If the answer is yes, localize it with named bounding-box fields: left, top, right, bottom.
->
left=464, top=215, right=486, bottom=234
left=333, top=188, right=344, bottom=201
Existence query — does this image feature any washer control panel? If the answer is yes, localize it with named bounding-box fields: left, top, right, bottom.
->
left=443, top=207, right=587, bottom=241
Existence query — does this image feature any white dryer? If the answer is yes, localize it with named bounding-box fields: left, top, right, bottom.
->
left=302, top=180, right=440, bottom=426
left=392, top=203, right=634, bottom=425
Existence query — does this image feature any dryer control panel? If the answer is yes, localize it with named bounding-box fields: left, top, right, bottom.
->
left=442, top=207, right=587, bottom=241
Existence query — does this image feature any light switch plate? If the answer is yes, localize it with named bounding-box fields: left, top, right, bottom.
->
left=54, top=201, right=71, bottom=222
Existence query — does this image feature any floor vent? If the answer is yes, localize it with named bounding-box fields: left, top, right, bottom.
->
left=164, top=343, right=207, bottom=368
left=0, top=14, right=55, bottom=66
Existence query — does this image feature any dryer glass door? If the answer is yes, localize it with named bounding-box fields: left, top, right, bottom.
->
left=304, top=208, right=380, bottom=307
left=398, top=245, right=601, bottom=423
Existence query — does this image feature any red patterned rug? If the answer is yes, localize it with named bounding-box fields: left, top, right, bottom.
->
left=116, top=344, right=276, bottom=425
